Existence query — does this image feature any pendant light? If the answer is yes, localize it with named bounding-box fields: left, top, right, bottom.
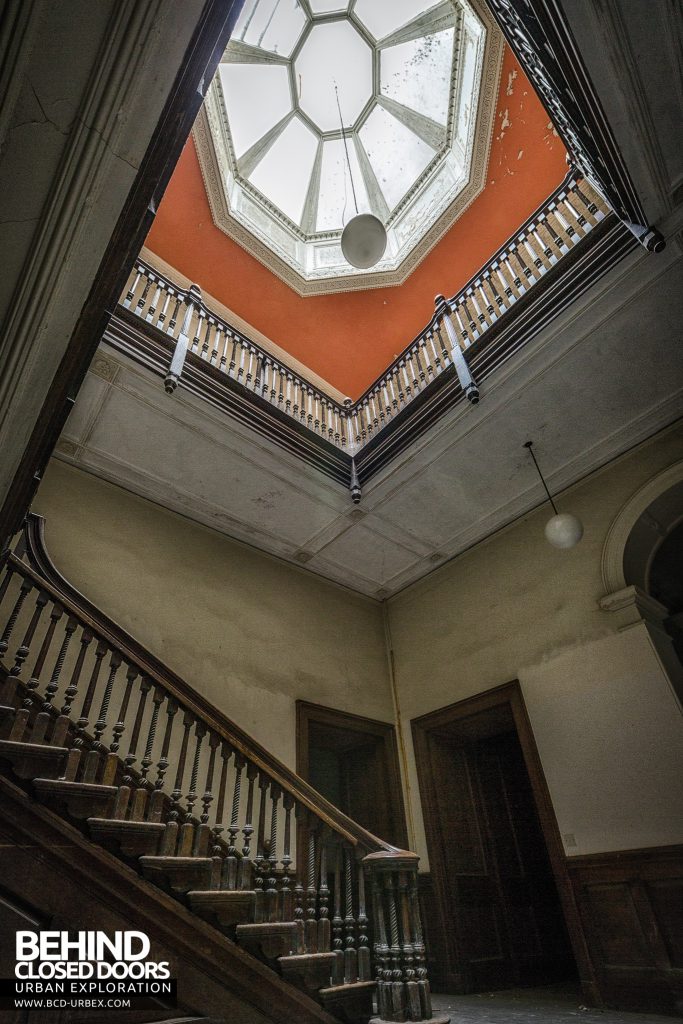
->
left=524, top=441, right=584, bottom=549
left=335, top=85, right=387, bottom=269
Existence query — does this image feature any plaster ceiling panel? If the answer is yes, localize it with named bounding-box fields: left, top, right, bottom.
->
left=317, top=521, right=421, bottom=584
left=60, top=374, right=112, bottom=447
left=83, top=386, right=341, bottom=549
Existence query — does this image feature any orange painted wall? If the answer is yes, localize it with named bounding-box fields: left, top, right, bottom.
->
left=146, top=48, right=566, bottom=398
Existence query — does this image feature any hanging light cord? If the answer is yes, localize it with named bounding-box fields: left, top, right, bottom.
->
left=524, top=441, right=559, bottom=515
left=334, top=83, right=359, bottom=215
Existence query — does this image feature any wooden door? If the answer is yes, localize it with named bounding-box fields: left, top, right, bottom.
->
left=429, top=728, right=574, bottom=991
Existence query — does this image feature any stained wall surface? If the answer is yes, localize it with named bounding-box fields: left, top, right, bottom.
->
left=387, top=423, right=683, bottom=864
left=33, top=460, right=393, bottom=769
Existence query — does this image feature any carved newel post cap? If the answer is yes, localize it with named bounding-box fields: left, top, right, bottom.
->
left=188, top=282, right=202, bottom=302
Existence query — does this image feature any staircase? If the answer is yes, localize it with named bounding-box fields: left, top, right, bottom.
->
left=0, top=515, right=449, bottom=1024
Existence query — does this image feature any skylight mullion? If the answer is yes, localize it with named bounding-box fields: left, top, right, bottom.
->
left=376, top=95, right=446, bottom=151
left=221, top=40, right=289, bottom=66
left=376, top=1, right=456, bottom=48
left=352, top=135, right=391, bottom=223
left=237, top=109, right=296, bottom=179
left=301, top=138, right=324, bottom=234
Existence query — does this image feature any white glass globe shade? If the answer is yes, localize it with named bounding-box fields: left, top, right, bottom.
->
left=544, top=512, right=584, bottom=549
left=341, top=213, right=387, bottom=269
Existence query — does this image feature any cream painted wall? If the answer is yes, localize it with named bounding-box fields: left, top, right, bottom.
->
left=33, top=460, right=393, bottom=769
left=32, top=425, right=683, bottom=865
left=388, top=422, right=683, bottom=864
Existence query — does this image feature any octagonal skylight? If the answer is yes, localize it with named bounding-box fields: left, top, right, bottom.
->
left=195, top=0, right=503, bottom=294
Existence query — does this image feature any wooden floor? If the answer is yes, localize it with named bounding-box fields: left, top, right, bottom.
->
left=430, top=985, right=679, bottom=1023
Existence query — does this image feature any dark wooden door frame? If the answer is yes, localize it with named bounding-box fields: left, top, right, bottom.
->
left=296, top=700, right=409, bottom=850
left=411, top=680, right=600, bottom=1005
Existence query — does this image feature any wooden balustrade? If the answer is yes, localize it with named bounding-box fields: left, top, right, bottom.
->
left=118, top=171, right=607, bottom=462
left=0, top=515, right=446, bottom=1022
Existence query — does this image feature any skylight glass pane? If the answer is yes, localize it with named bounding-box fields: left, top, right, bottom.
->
left=359, top=105, right=436, bottom=210
left=309, top=0, right=348, bottom=12
left=249, top=116, right=318, bottom=225
left=233, top=0, right=306, bottom=58
left=316, top=139, right=371, bottom=232
left=380, top=28, right=454, bottom=125
left=295, top=21, right=373, bottom=132
left=219, top=64, right=292, bottom=158
left=355, top=0, right=441, bottom=42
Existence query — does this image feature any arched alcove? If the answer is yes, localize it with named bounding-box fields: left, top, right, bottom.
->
left=600, top=461, right=683, bottom=706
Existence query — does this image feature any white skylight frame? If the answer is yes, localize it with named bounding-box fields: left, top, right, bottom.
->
left=194, top=0, right=504, bottom=295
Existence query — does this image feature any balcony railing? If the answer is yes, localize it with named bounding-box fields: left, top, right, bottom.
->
left=113, top=170, right=609, bottom=479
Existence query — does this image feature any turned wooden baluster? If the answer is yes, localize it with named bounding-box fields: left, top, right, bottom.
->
left=110, top=664, right=138, bottom=756
left=371, top=871, right=391, bottom=1020
left=211, top=741, right=230, bottom=889
left=74, top=638, right=107, bottom=754
left=0, top=575, right=32, bottom=657
left=54, top=626, right=93, bottom=760
left=114, top=674, right=150, bottom=818
left=357, top=859, right=371, bottom=981
left=32, top=613, right=78, bottom=743
left=132, top=685, right=165, bottom=821
left=240, top=761, right=258, bottom=889
left=305, top=822, right=318, bottom=952
left=178, top=720, right=205, bottom=854
left=266, top=783, right=281, bottom=921
left=332, top=842, right=345, bottom=984
left=294, top=805, right=306, bottom=941
left=398, top=870, right=419, bottom=1020
left=153, top=696, right=177, bottom=799
left=253, top=772, right=270, bottom=920
left=196, top=731, right=219, bottom=855
left=82, top=648, right=121, bottom=784
left=224, top=751, right=243, bottom=889
left=385, top=873, right=405, bottom=1020
left=160, top=708, right=193, bottom=854
left=10, top=601, right=63, bottom=742
left=343, top=845, right=358, bottom=983
left=281, top=792, right=294, bottom=919
left=2, top=587, right=48, bottom=706
left=408, top=870, right=431, bottom=1020
left=317, top=831, right=331, bottom=951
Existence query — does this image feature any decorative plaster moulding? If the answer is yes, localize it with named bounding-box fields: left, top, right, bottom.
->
left=193, top=0, right=504, bottom=296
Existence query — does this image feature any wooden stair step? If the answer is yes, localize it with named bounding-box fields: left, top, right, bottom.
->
left=279, top=952, right=337, bottom=994
left=186, top=889, right=256, bottom=930
left=236, top=920, right=304, bottom=961
left=320, top=981, right=376, bottom=1024
left=88, top=818, right=165, bottom=857
left=34, top=778, right=117, bottom=819
left=140, top=856, right=213, bottom=893
left=0, top=739, right=67, bottom=779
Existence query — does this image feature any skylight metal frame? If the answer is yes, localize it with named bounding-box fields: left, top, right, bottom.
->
left=194, top=0, right=505, bottom=293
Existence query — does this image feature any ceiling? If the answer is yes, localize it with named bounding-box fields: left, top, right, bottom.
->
left=145, top=44, right=567, bottom=398
left=56, top=234, right=683, bottom=599
left=201, top=0, right=499, bottom=289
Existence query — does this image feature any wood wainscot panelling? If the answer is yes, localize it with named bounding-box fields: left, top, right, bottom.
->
left=567, top=845, right=683, bottom=1015
left=417, top=873, right=451, bottom=993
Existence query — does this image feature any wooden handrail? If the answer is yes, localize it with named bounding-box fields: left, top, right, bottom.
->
left=15, top=514, right=397, bottom=855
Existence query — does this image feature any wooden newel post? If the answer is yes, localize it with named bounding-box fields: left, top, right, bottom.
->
left=165, top=283, right=202, bottom=394
left=434, top=294, right=479, bottom=405
left=363, top=850, right=450, bottom=1024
